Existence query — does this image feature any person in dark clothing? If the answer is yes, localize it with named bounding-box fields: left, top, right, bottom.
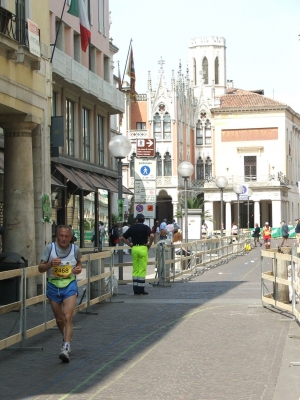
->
left=279, top=221, right=290, bottom=248
left=252, top=223, right=262, bottom=247
left=121, top=214, right=154, bottom=295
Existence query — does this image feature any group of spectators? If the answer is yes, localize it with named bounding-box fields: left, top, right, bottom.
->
left=152, top=219, right=181, bottom=243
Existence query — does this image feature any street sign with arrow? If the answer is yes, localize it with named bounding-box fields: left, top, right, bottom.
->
left=136, top=138, right=155, bottom=157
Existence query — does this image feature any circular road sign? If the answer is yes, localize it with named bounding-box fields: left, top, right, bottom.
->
left=140, top=165, right=151, bottom=176
left=136, top=204, right=144, bottom=212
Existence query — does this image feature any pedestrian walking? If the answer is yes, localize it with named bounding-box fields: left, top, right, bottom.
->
left=99, top=221, right=106, bottom=249
left=152, top=220, right=160, bottom=244
left=121, top=213, right=154, bottom=295
left=159, top=218, right=167, bottom=240
left=38, top=225, right=82, bottom=363
left=122, top=222, right=130, bottom=254
left=295, top=218, right=300, bottom=245
left=262, top=222, right=272, bottom=249
left=252, top=223, right=262, bottom=247
left=279, top=221, right=290, bottom=248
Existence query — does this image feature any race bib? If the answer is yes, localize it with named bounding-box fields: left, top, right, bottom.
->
left=52, top=261, right=73, bottom=278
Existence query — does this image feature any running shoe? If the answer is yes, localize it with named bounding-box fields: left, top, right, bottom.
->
left=59, top=348, right=70, bottom=363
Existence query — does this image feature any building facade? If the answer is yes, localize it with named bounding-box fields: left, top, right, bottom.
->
left=0, top=0, right=52, bottom=295
left=123, top=36, right=300, bottom=234
left=50, top=0, right=125, bottom=246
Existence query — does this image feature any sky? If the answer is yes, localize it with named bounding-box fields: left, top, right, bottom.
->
left=109, top=0, right=300, bottom=113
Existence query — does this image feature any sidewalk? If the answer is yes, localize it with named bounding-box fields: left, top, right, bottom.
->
left=0, top=239, right=300, bottom=399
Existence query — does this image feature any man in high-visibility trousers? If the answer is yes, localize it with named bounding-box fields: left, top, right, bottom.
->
left=121, top=213, right=154, bottom=295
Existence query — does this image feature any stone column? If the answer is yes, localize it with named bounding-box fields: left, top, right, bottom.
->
left=225, top=202, right=231, bottom=232
left=254, top=201, right=260, bottom=226
left=272, top=200, right=282, bottom=228
left=2, top=120, right=37, bottom=297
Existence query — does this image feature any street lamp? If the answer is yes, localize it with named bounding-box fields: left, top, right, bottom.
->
left=247, top=188, right=253, bottom=229
left=215, top=176, right=228, bottom=237
left=233, top=183, right=244, bottom=234
left=178, top=161, right=194, bottom=243
left=108, top=135, right=132, bottom=281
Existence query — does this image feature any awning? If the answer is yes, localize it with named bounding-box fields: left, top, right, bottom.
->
left=51, top=175, right=66, bottom=188
left=52, top=163, right=133, bottom=194
left=54, top=164, right=94, bottom=192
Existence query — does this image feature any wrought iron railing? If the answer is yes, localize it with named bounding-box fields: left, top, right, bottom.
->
left=0, top=6, right=40, bottom=48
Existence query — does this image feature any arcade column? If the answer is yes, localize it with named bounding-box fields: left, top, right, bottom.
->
left=1, top=119, right=37, bottom=297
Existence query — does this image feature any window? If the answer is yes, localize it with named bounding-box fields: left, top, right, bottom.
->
left=97, top=115, right=104, bottom=165
left=205, top=119, right=211, bottom=144
left=104, top=55, right=110, bottom=83
left=98, top=0, right=102, bottom=32
left=52, top=92, right=58, bottom=116
left=136, top=122, right=146, bottom=130
left=193, top=58, right=197, bottom=85
left=15, top=0, right=26, bottom=45
left=66, top=99, right=75, bottom=156
left=102, top=0, right=106, bottom=36
left=163, top=113, right=171, bottom=139
left=202, top=57, right=208, bottom=84
left=82, top=108, right=90, bottom=161
left=164, top=152, right=172, bottom=176
left=196, top=120, right=203, bottom=145
left=215, top=57, right=219, bottom=85
left=156, top=152, right=162, bottom=176
left=153, top=113, right=161, bottom=139
left=205, top=157, right=212, bottom=178
left=130, top=153, right=136, bottom=177
left=244, top=156, right=257, bottom=181
left=196, top=157, right=204, bottom=180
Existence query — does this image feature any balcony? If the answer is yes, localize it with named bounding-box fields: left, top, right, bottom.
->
left=0, top=6, right=41, bottom=69
left=52, top=48, right=125, bottom=114
left=192, top=172, right=290, bottom=189
left=130, top=175, right=179, bottom=188
left=128, top=130, right=148, bottom=139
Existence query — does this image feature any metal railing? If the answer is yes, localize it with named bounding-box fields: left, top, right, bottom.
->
left=0, top=250, right=113, bottom=351
left=0, top=6, right=40, bottom=47
left=0, top=233, right=251, bottom=350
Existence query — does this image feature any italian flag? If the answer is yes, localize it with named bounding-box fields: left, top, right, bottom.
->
left=67, top=0, right=91, bottom=52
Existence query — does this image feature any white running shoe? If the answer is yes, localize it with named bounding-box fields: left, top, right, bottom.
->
left=59, top=347, right=70, bottom=363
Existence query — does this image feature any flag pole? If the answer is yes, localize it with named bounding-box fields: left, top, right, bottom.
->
left=122, top=38, right=132, bottom=84
left=50, top=0, right=68, bottom=63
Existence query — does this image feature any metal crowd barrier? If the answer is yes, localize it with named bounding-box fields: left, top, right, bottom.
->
left=261, top=248, right=300, bottom=321
left=0, top=250, right=113, bottom=351
left=110, top=232, right=250, bottom=285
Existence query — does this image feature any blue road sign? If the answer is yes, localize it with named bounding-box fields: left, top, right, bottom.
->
left=140, top=166, right=151, bottom=176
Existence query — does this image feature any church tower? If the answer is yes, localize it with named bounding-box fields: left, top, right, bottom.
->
left=189, top=36, right=227, bottom=100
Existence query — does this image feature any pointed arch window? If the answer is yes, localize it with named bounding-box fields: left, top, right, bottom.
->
left=156, top=152, right=162, bottom=176
left=193, top=58, right=197, bottom=85
left=163, top=112, right=171, bottom=139
left=214, top=57, right=219, bottom=85
left=130, top=152, right=136, bottom=177
left=196, top=157, right=204, bottom=180
left=196, top=120, right=203, bottom=145
left=153, top=113, right=161, bottom=139
left=202, top=57, right=208, bottom=84
left=205, top=119, right=211, bottom=144
left=205, top=157, right=212, bottom=178
left=164, top=152, right=172, bottom=176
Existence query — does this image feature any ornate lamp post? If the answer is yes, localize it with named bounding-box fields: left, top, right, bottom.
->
left=215, top=176, right=228, bottom=237
left=178, top=161, right=194, bottom=243
left=247, top=188, right=253, bottom=229
left=233, top=183, right=244, bottom=234
left=108, top=135, right=132, bottom=280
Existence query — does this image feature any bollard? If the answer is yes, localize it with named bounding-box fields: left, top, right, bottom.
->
left=155, top=241, right=172, bottom=286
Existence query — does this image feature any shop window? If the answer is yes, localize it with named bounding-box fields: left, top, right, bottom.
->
left=66, top=99, right=75, bottom=156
